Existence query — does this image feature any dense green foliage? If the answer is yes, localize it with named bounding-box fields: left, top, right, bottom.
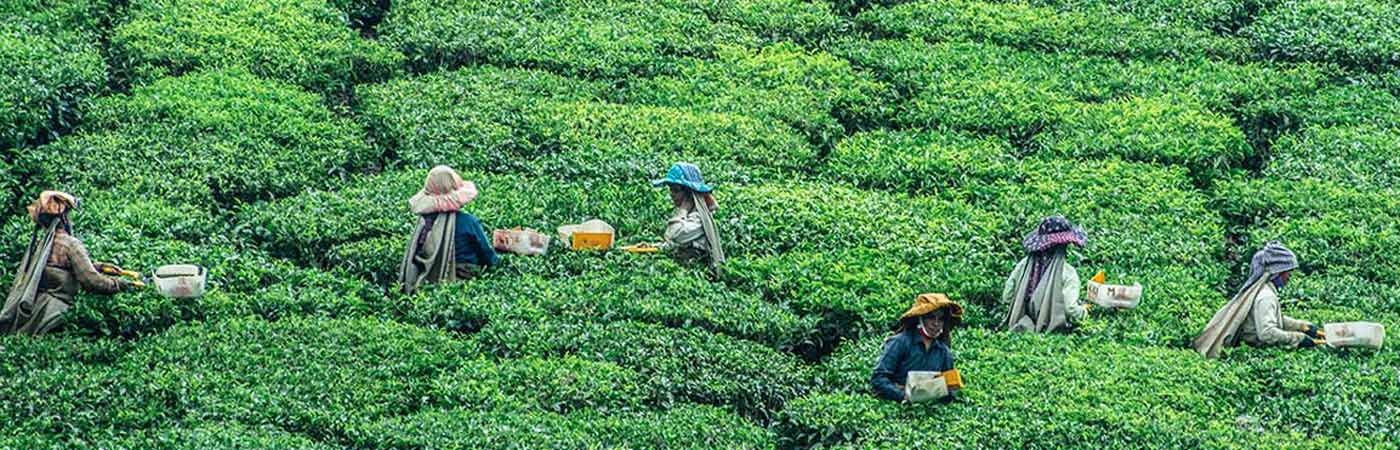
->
left=2, top=0, right=1396, bottom=447
left=0, top=0, right=107, bottom=150
left=380, top=0, right=841, bottom=77
left=20, top=69, right=374, bottom=206
left=112, top=0, right=402, bottom=93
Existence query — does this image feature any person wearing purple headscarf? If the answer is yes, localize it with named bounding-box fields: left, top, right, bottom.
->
left=1194, top=241, right=1325, bottom=358
left=1001, top=216, right=1091, bottom=333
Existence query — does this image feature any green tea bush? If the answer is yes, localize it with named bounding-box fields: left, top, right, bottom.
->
left=1266, top=126, right=1400, bottom=189
left=329, top=0, right=391, bottom=31
left=127, top=317, right=475, bottom=441
left=381, top=0, right=839, bottom=77
left=111, top=0, right=402, bottom=93
left=92, top=424, right=336, bottom=450
left=899, top=77, right=1072, bottom=139
left=825, top=129, right=1017, bottom=195
left=21, top=69, right=375, bottom=206
left=1228, top=346, right=1400, bottom=442
left=1245, top=0, right=1400, bottom=70
left=615, top=43, right=888, bottom=148
left=357, top=67, right=814, bottom=180
left=986, top=0, right=1257, bottom=33
left=785, top=329, right=1286, bottom=448
left=1033, top=96, right=1252, bottom=176
left=1214, top=177, right=1400, bottom=284
left=0, top=12, right=106, bottom=150
left=431, top=356, right=657, bottom=414
left=856, top=0, right=1245, bottom=60
left=476, top=318, right=810, bottom=417
left=833, top=38, right=1325, bottom=124
left=723, top=248, right=999, bottom=340
left=990, top=158, right=1229, bottom=274
left=0, top=334, right=127, bottom=377
left=1288, top=274, right=1400, bottom=317
left=1250, top=84, right=1400, bottom=132
left=0, top=363, right=172, bottom=439
left=405, top=264, right=818, bottom=348
left=349, top=405, right=776, bottom=449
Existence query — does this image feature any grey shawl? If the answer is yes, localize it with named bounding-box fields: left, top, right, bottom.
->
left=692, top=191, right=725, bottom=275
left=1194, top=241, right=1298, bottom=358
left=2, top=222, right=68, bottom=336
left=1002, top=250, right=1069, bottom=333
left=398, top=212, right=457, bottom=295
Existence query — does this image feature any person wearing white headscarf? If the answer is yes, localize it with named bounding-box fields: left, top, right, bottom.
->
left=1194, top=241, right=1325, bottom=358
left=398, top=166, right=498, bottom=294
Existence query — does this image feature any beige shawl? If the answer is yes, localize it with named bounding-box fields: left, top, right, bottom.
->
left=2, top=221, right=68, bottom=335
left=398, top=212, right=457, bottom=295
left=1002, top=253, right=1069, bottom=333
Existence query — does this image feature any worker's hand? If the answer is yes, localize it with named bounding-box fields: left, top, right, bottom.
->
left=1303, top=324, right=1323, bottom=339
left=1082, top=303, right=1094, bottom=313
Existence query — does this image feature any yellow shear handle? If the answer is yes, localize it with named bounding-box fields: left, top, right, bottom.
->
left=620, top=244, right=660, bottom=254
left=96, top=262, right=141, bottom=279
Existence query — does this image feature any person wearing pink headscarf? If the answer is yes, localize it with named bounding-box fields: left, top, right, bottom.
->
left=398, top=166, right=498, bottom=294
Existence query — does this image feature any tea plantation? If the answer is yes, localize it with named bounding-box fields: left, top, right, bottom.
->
left=2, top=0, right=1398, bottom=448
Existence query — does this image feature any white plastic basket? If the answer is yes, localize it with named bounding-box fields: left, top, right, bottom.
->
left=151, top=264, right=207, bottom=299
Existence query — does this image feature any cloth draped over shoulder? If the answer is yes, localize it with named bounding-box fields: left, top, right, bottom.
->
left=399, top=212, right=457, bottom=295
left=1194, top=241, right=1299, bottom=358
left=1001, top=249, right=1082, bottom=333
left=2, top=221, right=67, bottom=335
left=692, top=191, right=724, bottom=270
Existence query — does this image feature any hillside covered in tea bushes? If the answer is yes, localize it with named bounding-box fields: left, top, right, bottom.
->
left=2, top=0, right=1398, bottom=448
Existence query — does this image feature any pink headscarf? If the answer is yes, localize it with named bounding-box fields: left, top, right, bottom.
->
left=408, top=166, right=478, bottom=215
left=27, top=190, right=78, bottom=224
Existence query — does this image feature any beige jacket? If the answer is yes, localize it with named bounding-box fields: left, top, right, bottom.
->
left=1239, top=283, right=1308, bottom=347
left=664, top=207, right=708, bottom=251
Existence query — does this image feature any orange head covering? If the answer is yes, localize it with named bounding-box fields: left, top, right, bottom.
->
left=894, top=293, right=964, bottom=342
left=27, top=191, right=78, bottom=226
left=408, top=165, right=479, bottom=215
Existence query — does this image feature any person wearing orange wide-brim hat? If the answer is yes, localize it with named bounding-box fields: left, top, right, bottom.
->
left=870, top=294, right=963, bottom=403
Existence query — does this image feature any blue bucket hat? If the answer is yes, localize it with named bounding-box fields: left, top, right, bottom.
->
left=652, top=162, right=712, bottom=193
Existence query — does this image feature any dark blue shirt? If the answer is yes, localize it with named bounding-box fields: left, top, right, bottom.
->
left=452, top=211, right=499, bottom=267
left=870, top=331, right=955, bottom=402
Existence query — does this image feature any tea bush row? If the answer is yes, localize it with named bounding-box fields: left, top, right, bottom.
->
left=1266, top=125, right=1400, bottom=190
left=356, top=66, right=814, bottom=181
left=855, top=0, right=1246, bottom=61
left=0, top=4, right=106, bottom=150
left=20, top=69, right=374, bottom=207
left=1032, top=96, right=1252, bottom=177
left=349, top=405, right=776, bottom=449
left=1214, top=177, right=1400, bottom=285
left=1250, top=84, right=1400, bottom=133
left=112, top=0, right=402, bottom=94
left=404, top=264, right=818, bottom=349
left=379, top=0, right=841, bottom=77
left=833, top=38, right=1324, bottom=127
left=1244, top=0, right=1400, bottom=71
left=125, top=317, right=474, bottom=442
left=983, top=0, right=1262, bottom=33
left=613, top=43, right=888, bottom=149
left=475, top=317, right=810, bottom=418
left=783, top=328, right=1392, bottom=448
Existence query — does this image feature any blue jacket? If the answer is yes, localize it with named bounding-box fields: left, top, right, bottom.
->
left=870, top=331, right=955, bottom=402
left=453, top=212, right=499, bottom=267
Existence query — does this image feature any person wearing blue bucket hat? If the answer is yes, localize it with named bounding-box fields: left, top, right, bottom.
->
left=653, top=163, right=724, bottom=271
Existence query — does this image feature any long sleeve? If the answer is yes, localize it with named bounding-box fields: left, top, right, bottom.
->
left=455, top=212, right=499, bottom=266
left=1002, top=258, right=1025, bottom=306
left=1062, top=264, right=1086, bottom=321
left=870, top=339, right=907, bottom=402
left=1281, top=314, right=1309, bottom=332
left=664, top=208, right=706, bottom=247
left=63, top=238, right=125, bottom=294
left=1251, top=291, right=1306, bottom=347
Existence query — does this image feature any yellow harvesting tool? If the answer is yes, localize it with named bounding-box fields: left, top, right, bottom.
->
left=619, top=243, right=660, bottom=254
left=96, top=262, right=146, bottom=288
left=1091, top=270, right=1107, bottom=284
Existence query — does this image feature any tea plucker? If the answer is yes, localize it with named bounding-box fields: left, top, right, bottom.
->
left=3, top=191, right=138, bottom=336
left=653, top=162, right=724, bottom=270
left=1194, top=241, right=1325, bottom=358
left=871, top=294, right=963, bottom=403
left=1001, top=216, right=1092, bottom=333
left=399, top=165, right=500, bottom=294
